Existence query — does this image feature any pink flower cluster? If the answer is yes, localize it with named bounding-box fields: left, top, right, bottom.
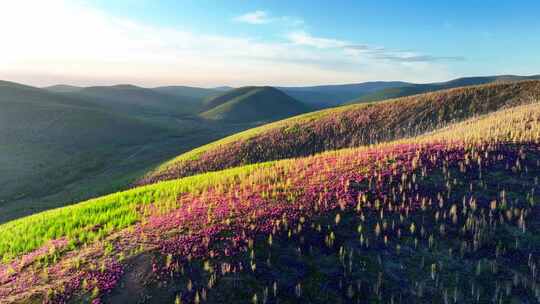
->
left=140, top=142, right=472, bottom=272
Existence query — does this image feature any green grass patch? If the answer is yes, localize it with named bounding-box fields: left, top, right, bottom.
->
left=0, top=162, right=274, bottom=262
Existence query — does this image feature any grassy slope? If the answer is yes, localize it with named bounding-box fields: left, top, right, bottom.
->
left=0, top=82, right=165, bottom=202
left=0, top=101, right=537, bottom=260
left=200, top=86, right=309, bottom=122
left=200, top=86, right=258, bottom=112
left=140, top=80, right=540, bottom=185
left=0, top=101, right=539, bottom=303
left=0, top=81, right=255, bottom=224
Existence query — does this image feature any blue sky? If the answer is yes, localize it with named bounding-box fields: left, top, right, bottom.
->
left=1, top=0, right=539, bottom=87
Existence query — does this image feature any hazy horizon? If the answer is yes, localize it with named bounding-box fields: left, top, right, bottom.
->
left=21, top=72, right=536, bottom=90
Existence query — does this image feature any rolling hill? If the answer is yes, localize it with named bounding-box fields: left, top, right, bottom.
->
left=139, top=80, right=540, bottom=186
left=279, top=81, right=409, bottom=108
left=0, top=81, right=260, bottom=224
left=0, top=81, right=170, bottom=219
left=42, top=75, right=540, bottom=113
left=43, top=84, right=83, bottom=93
left=2, top=81, right=333, bottom=224
left=200, top=86, right=260, bottom=112
left=46, top=84, right=218, bottom=109
left=151, top=85, right=218, bottom=102
left=277, top=74, right=540, bottom=108
left=352, top=74, right=540, bottom=103
left=1, top=98, right=538, bottom=303
left=72, top=84, right=202, bottom=116
left=200, top=86, right=310, bottom=123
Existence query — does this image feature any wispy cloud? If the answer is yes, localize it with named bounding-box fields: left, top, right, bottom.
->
left=233, top=10, right=272, bottom=24
left=287, top=31, right=465, bottom=63
left=233, top=11, right=304, bottom=27
left=0, top=1, right=458, bottom=86
left=376, top=54, right=466, bottom=62
left=287, top=31, right=347, bottom=49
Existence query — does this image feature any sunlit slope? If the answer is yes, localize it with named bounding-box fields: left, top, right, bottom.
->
left=139, top=80, right=540, bottom=186
left=200, top=86, right=310, bottom=122
left=1, top=102, right=538, bottom=261
left=0, top=101, right=539, bottom=303
left=201, top=86, right=260, bottom=111
left=2, top=81, right=290, bottom=224
left=5, top=103, right=540, bottom=258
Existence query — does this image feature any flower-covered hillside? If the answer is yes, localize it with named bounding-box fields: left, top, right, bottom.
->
left=138, top=80, right=540, bottom=186
left=0, top=102, right=539, bottom=303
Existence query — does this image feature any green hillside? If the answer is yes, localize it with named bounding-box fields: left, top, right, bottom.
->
left=0, top=82, right=170, bottom=219
left=200, top=86, right=260, bottom=111
left=140, top=80, right=540, bottom=185
left=200, top=86, right=310, bottom=122
left=2, top=81, right=315, bottom=224
left=1, top=100, right=539, bottom=303
left=0, top=81, right=258, bottom=224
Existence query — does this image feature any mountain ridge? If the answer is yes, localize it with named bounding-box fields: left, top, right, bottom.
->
left=139, top=79, right=540, bottom=185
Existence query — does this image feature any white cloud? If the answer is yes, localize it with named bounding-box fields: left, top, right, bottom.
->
left=288, top=31, right=465, bottom=63
left=287, top=31, right=347, bottom=49
left=0, top=0, right=457, bottom=87
left=232, top=11, right=304, bottom=27
left=233, top=10, right=271, bottom=24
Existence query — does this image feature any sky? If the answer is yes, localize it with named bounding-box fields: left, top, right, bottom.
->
left=1, top=0, right=539, bottom=87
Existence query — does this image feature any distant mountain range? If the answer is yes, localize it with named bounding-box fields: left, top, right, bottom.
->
left=277, top=81, right=409, bottom=108
left=152, top=86, right=219, bottom=101
left=277, top=74, right=540, bottom=107
left=46, top=84, right=211, bottom=116
left=350, top=74, right=540, bottom=103
left=44, top=74, right=540, bottom=111
left=47, top=84, right=312, bottom=123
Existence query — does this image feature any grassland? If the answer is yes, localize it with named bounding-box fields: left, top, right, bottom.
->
left=0, top=81, right=260, bottom=223
left=0, top=99, right=538, bottom=303
left=139, top=80, right=540, bottom=186
left=0, top=83, right=165, bottom=204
